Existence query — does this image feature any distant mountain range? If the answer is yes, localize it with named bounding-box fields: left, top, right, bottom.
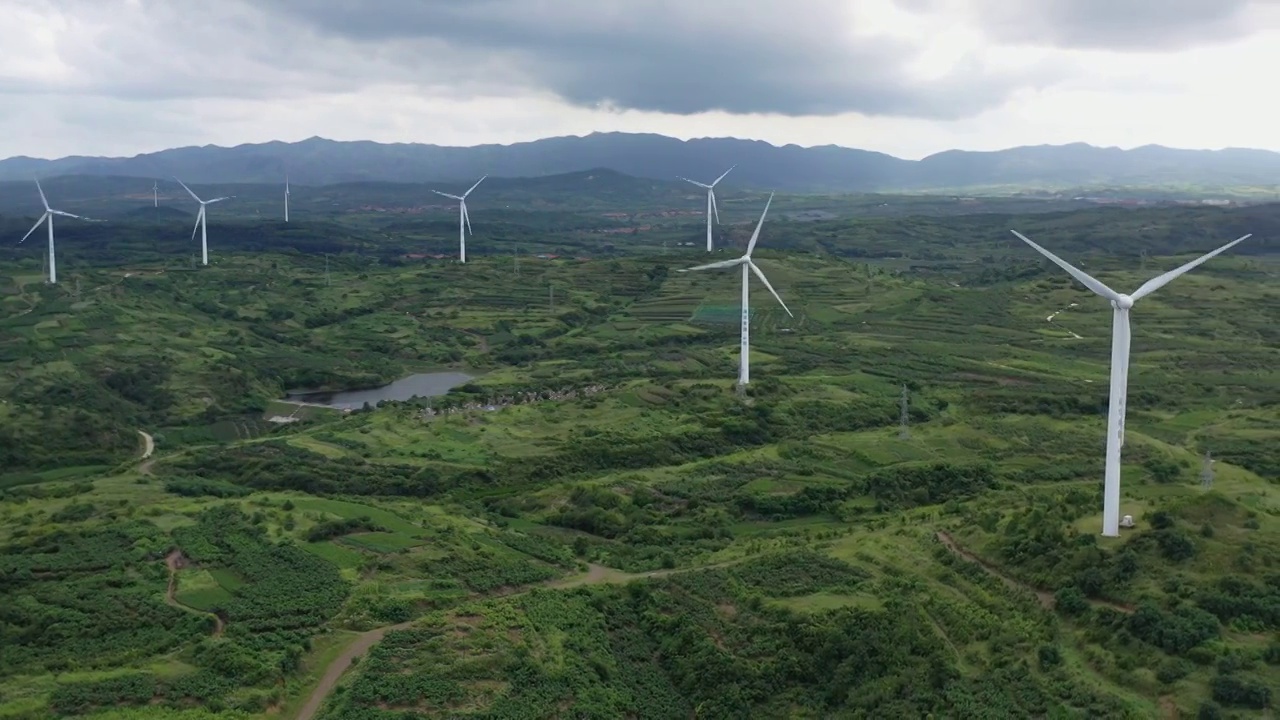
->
left=2, top=133, right=1279, bottom=193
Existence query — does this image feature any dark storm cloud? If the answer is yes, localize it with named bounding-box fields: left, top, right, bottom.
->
left=904, top=0, right=1267, bottom=51
left=247, top=0, right=1046, bottom=120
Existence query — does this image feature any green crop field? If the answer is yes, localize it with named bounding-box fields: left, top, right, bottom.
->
left=0, top=193, right=1277, bottom=719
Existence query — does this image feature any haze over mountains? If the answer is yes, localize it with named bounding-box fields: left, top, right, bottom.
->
left=2, top=132, right=1279, bottom=193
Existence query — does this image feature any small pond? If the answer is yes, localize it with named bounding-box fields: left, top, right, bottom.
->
left=284, top=371, right=475, bottom=411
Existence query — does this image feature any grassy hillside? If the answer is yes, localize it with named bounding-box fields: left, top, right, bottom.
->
left=0, top=203, right=1277, bottom=719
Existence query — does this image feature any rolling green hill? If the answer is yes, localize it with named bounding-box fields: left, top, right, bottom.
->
left=0, top=200, right=1276, bottom=719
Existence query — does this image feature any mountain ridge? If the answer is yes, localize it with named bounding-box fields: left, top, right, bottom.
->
left=3, top=132, right=1279, bottom=192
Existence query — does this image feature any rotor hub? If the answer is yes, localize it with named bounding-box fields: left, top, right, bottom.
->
left=1114, top=294, right=1134, bottom=309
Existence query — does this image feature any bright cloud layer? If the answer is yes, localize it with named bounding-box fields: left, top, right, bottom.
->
left=1, top=0, right=1277, bottom=159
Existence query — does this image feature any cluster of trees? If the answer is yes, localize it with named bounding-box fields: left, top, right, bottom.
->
left=325, top=550, right=1125, bottom=718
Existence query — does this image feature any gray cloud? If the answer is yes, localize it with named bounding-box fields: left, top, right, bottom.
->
left=251, top=0, right=1047, bottom=119
left=912, top=0, right=1270, bottom=51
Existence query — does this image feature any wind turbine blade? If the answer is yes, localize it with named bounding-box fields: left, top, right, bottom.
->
left=1010, top=230, right=1120, bottom=301
left=680, top=177, right=711, bottom=188
left=749, top=261, right=793, bottom=317
left=50, top=210, right=92, bottom=220
left=35, top=179, right=50, bottom=211
left=432, top=190, right=462, bottom=200
left=677, top=258, right=744, bottom=273
left=20, top=213, right=49, bottom=243
left=205, top=196, right=234, bottom=204
left=745, top=193, right=774, bottom=257
left=711, top=165, right=736, bottom=186
left=1130, top=234, right=1252, bottom=301
left=463, top=202, right=473, bottom=235
left=174, top=177, right=203, bottom=203
left=710, top=190, right=721, bottom=224
left=191, top=207, right=204, bottom=242
left=463, top=175, right=486, bottom=198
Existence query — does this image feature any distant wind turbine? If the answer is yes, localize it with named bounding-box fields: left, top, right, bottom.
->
left=1011, top=229, right=1251, bottom=536
left=20, top=179, right=99, bottom=285
left=284, top=174, right=290, bottom=223
left=153, top=181, right=158, bottom=208
left=679, top=193, right=792, bottom=386
left=174, top=177, right=234, bottom=266
left=432, top=176, right=485, bottom=263
left=680, top=165, right=735, bottom=252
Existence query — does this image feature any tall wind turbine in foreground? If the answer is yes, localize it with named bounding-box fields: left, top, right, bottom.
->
left=432, top=176, right=485, bottom=263
left=20, top=179, right=97, bottom=285
left=284, top=175, right=290, bottom=222
left=1011, top=229, right=1251, bottom=536
left=174, top=177, right=234, bottom=266
left=679, top=193, right=792, bottom=386
left=680, top=165, right=735, bottom=252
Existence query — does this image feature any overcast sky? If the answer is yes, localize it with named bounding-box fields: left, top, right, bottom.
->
left=2, top=0, right=1277, bottom=160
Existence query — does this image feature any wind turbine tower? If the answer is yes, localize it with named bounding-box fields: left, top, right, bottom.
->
left=680, top=165, right=735, bottom=252
left=20, top=179, right=98, bottom=285
left=153, top=182, right=158, bottom=208
left=174, top=177, right=234, bottom=266
left=284, top=175, right=290, bottom=223
left=679, top=193, right=792, bottom=386
left=431, top=176, right=486, bottom=263
left=1011, top=230, right=1250, bottom=536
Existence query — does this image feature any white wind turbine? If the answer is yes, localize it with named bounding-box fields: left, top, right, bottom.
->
left=174, top=177, right=233, bottom=266
left=20, top=179, right=98, bottom=285
left=153, top=181, right=158, bottom=208
left=284, top=174, right=290, bottom=223
left=679, top=193, right=792, bottom=386
left=680, top=165, right=735, bottom=252
left=1011, top=230, right=1252, bottom=536
left=431, top=175, right=485, bottom=263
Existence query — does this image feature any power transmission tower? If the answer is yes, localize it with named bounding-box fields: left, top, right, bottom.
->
left=1201, top=451, right=1214, bottom=488
left=899, top=384, right=910, bottom=439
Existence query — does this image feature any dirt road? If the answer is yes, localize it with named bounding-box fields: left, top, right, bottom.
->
left=294, top=621, right=415, bottom=720
left=296, top=559, right=737, bottom=719
left=935, top=532, right=1133, bottom=614
left=137, top=430, right=156, bottom=474
left=164, top=550, right=226, bottom=637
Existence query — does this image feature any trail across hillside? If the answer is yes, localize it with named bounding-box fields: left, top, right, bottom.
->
left=935, top=532, right=1134, bottom=614
left=137, top=430, right=156, bottom=474
left=164, top=550, right=226, bottom=637
left=296, top=560, right=736, bottom=720
left=294, top=621, right=415, bottom=720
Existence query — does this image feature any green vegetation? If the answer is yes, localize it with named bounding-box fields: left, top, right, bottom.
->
left=0, top=194, right=1276, bottom=718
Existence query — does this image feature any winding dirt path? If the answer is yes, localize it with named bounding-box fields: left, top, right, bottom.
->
left=296, top=559, right=737, bottom=719
left=935, top=532, right=1133, bottom=614
left=137, top=430, right=157, bottom=474
left=294, top=621, right=415, bottom=720
left=164, top=550, right=226, bottom=637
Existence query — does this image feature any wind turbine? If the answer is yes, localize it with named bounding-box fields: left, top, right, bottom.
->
left=431, top=175, right=485, bottom=263
left=284, top=174, right=290, bottom=223
left=174, top=177, right=233, bottom=266
left=153, top=182, right=158, bottom=208
left=679, top=193, right=792, bottom=386
left=1011, top=229, right=1251, bottom=536
left=20, top=179, right=98, bottom=285
left=679, top=165, right=735, bottom=252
